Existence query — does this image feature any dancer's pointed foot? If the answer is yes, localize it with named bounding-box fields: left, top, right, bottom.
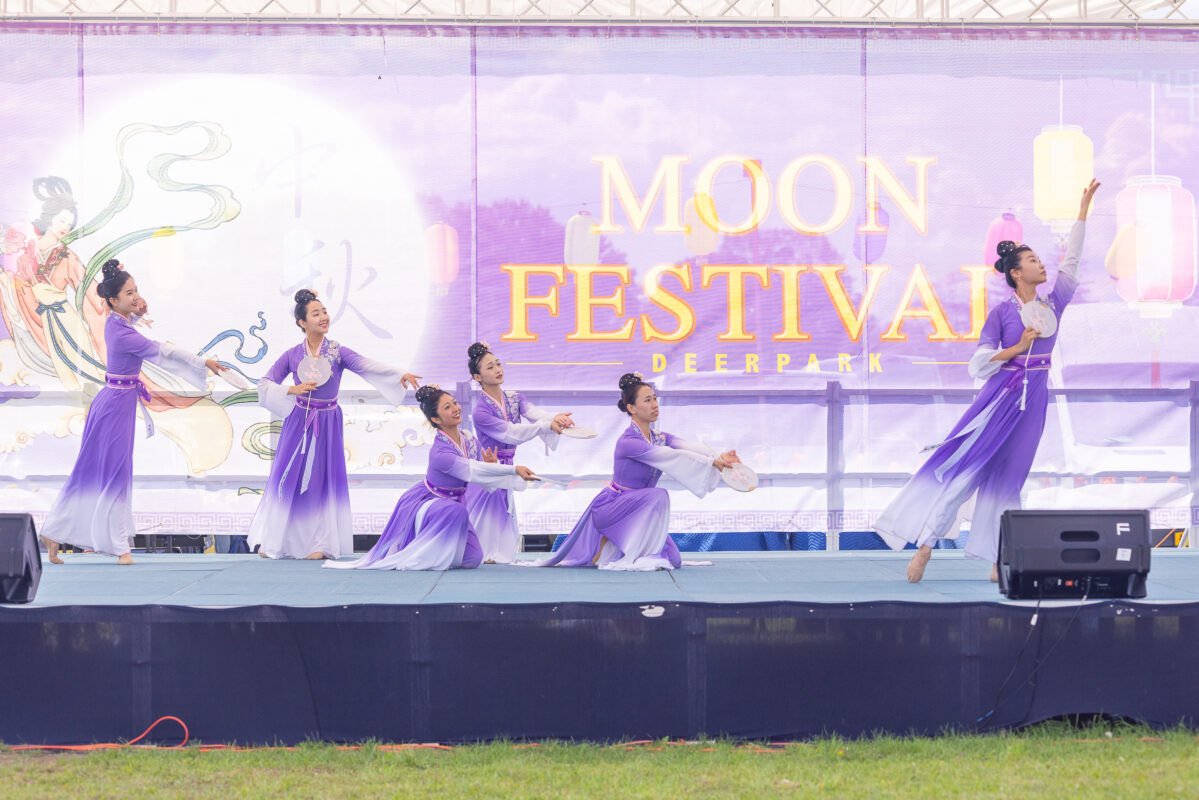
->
left=906, top=545, right=933, bottom=583
left=990, top=563, right=999, bottom=583
left=40, top=536, right=63, bottom=565
left=258, top=549, right=271, bottom=559
left=304, top=552, right=326, bottom=560
left=117, top=553, right=134, bottom=565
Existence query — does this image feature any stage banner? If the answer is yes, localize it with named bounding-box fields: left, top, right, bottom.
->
left=0, top=24, right=1195, bottom=537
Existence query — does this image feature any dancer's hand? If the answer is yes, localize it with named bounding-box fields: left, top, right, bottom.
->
left=205, top=358, right=227, bottom=375
left=1016, top=326, right=1041, bottom=354
left=133, top=299, right=152, bottom=327
left=401, top=373, right=422, bottom=391
left=516, top=465, right=538, bottom=481
left=288, top=381, right=318, bottom=395
left=482, top=447, right=498, bottom=464
left=1078, top=179, right=1100, bottom=220
left=551, top=420, right=564, bottom=434
left=718, top=449, right=741, bottom=467
left=554, top=412, right=574, bottom=429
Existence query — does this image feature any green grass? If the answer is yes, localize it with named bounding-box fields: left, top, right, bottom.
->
left=3, top=722, right=1197, bottom=799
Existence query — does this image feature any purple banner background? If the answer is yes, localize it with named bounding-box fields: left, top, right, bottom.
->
left=0, top=24, right=1194, bottom=534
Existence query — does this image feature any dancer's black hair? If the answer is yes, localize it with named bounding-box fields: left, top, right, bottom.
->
left=616, top=372, right=652, bottom=414
left=96, top=260, right=131, bottom=309
left=416, top=385, right=452, bottom=428
left=293, top=289, right=319, bottom=329
left=994, top=240, right=1033, bottom=290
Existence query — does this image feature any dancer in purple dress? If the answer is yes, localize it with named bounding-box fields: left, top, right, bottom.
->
left=247, top=289, right=421, bottom=560
left=535, top=373, right=740, bottom=572
left=876, top=180, right=1101, bottom=582
left=325, top=385, right=537, bottom=571
left=463, top=341, right=575, bottom=563
left=38, top=260, right=226, bottom=565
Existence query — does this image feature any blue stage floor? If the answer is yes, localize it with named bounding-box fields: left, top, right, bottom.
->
left=21, top=550, right=1199, bottom=608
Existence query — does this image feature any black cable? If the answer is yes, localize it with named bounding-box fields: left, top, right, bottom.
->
left=973, top=590, right=1043, bottom=730
left=1010, top=589, right=1091, bottom=729
left=976, top=585, right=1091, bottom=730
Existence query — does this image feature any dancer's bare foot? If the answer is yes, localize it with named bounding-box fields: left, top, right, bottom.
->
left=40, top=536, right=63, bottom=565
left=117, top=553, right=134, bottom=565
left=484, top=558, right=496, bottom=565
left=304, top=552, right=326, bottom=560
left=906, top=545, right=933, bottom=583
left=990, top=563, right=999, bottom=583
left=258, top=549, right=271, bottom=559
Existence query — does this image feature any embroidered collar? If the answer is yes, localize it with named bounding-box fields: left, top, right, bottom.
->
left=1009, top=293, right=1054, bottom=312
left=303, top=337, right=341, bottom=364
left=630, top=421, right=665, bottom=446
left=481, top=389, right=520, bottom=422
left=437, top=428, right=479, bottom=460
left=108, top=312, right=135, bottom=329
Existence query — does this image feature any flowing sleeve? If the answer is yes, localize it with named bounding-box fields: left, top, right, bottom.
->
left=144, top=341, right=208, bottom=393
left=112, top=322, right=160, bottom=360
left=627, top=434, right=721, bottom=498
left=663, top=433, right=717, bottom=458
left=474, top=403, right=558, bottom=450
left=339, top=345, right=409, bottom=407
left=1049, top=220, right=1086, bottom=309
left=968, top=306, right=1005, bottom=381
left=116, top=323, right=207, bottom=395
left=518, top=395, right=554, bottom=423
left=256, top=350, right=296, bottom=419
left=436, top=446, right=530, bottom=493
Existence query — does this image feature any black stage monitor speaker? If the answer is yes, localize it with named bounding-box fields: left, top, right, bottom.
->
left=0, top=513, right=42, bottom=604
left=998, top=509, right=1150, bottom=600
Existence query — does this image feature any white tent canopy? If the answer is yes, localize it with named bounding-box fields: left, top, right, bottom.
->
left=2, top=0, right=1196, bottom=23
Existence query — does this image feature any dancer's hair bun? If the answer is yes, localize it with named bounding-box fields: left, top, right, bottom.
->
left=467, top=342, right=490, bottom=360
left=616, top=372, right=649, bottom=413
left=415, top=385, right=441, bottom=404
left=996, top=240, right=1019, bottom=259
left=97, top=260, right=130, bottom=305
left=294, top=289, right=317, bottom=305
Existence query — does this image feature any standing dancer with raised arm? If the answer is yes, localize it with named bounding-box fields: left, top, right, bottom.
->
left=38, top=260, right=227, bottom=565
left=875, top=180, right=1101, bottom=582
left=464, top=341, right=578, bottom=563
left=247, top=289, right=420, bottom=560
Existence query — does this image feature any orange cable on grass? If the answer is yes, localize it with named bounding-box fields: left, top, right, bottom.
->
left=11, top=716, right=190, bottom=752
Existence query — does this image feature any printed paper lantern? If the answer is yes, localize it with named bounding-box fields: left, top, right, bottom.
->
left=425, top=222, right=459, bottom=296
left=1106, top=175, right=1197, bottom=317
left=564, top=210, right=600, bottom=266
left=1033, top=125, right=1094, bottom=239
left=983, top=212, right=1023, bottom=269
left=683, top=194, right=720, bottom=257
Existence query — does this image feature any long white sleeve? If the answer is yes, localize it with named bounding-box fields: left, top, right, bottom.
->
left=444, top=454, right=530, bottom=492
left=348, top=355, right=409, bottom=407
left=517, top=398, right=561, bottom=451
left=637, top=445, right=722, bottom=498
left=666, top=437, right=717, bottom=458
left=1058, top=220, right=1086, bottom=284
left=1050, top=220, right=1086, bottom=306
left=145, top=341, right=208, bottom=394
left=475, top=411, right=559, bottom=450
left=968, top=346, right=1004, bottom=380
left=257, top=378, right=296, bottom=419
